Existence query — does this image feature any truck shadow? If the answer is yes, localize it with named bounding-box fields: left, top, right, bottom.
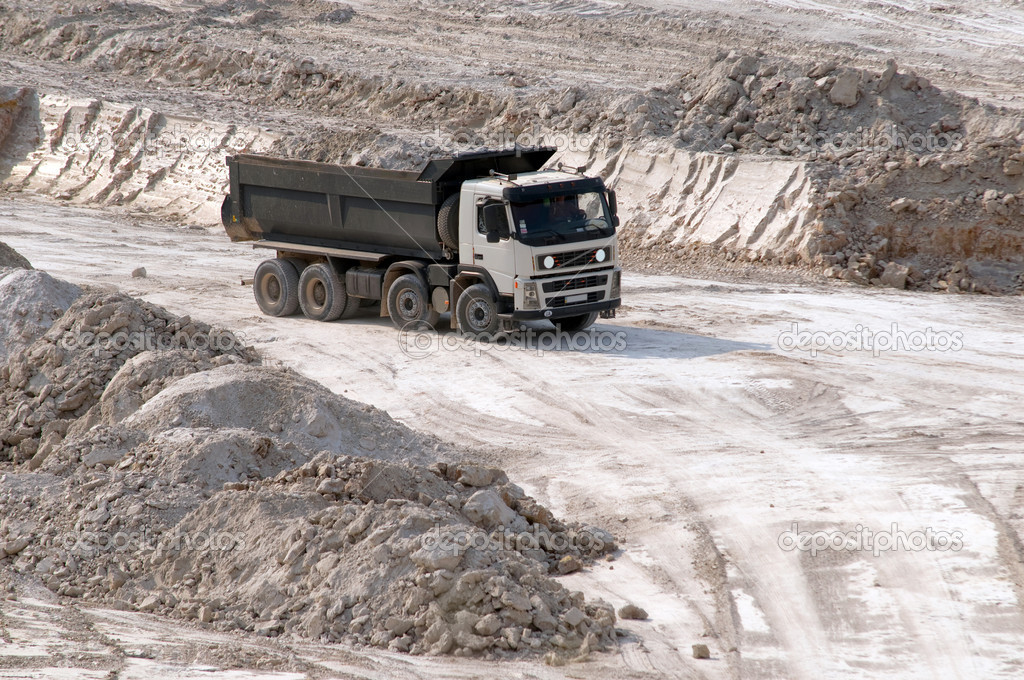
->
left=485, top=321, right=772, bottom=360
left=346, top=311, right=769, bottom=361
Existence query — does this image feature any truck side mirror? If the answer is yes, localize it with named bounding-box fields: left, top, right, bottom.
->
left=607, top=189, right=620, bottom=227
left=482, top=203, right=510, bottom=242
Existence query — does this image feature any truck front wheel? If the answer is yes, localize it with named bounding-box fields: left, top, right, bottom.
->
left=388, top=274, right=440, bottom=329
left=456, top=283, right=499, bottom=336
left=254, top=259, right=301, bottom=317
left=299, top=263, right=355, bottom=322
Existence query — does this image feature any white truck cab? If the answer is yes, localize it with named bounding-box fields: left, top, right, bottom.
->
left=455, top=170, right=621, bottom=333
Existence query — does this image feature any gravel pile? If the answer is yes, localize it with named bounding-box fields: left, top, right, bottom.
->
left=0, top=273, right=620, bottom=662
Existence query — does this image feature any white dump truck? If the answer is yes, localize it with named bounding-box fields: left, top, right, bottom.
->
left=221, top=146, right=621, bottom=334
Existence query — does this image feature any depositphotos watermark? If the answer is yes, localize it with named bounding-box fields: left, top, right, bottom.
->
left=778, top=523, right=963, bottom=557
left=778, top=124, right=964, bottom=155
left=421, top=523, right=612, bottom=556
left=420, top=125, right=612, bottom=155
left=777, top=323, right=963, bottom=357
left=58, top=124, right=244, bottom=159
left=59, top=328, right=247, bottom=357
left=50, top=528, right=246, bottom=554
left=398, top=324, right=628, bottom=359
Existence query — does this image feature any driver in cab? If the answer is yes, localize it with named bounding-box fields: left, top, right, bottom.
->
left=548, top=196, right=585, bottom=223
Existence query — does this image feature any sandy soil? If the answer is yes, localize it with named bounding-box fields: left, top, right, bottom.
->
left=636, top=0, right=1024, bottom=107
left=3, top=0, right=1022, bottom=114
left=3, top=196, right=1024, bottom=678
left=2, top=0, right=1024, bottom=677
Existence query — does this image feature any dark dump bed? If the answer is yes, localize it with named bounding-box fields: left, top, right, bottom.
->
left=222, top=147, right=555, bottom=259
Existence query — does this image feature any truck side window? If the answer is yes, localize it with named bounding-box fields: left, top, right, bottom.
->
left=477, top=205, right=489, bottom=235
left=478, top=202, right=504, bottom=235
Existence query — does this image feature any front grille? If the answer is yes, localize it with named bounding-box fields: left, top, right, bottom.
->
left=542, top=274, right=608, bottom=294
left=538, top=248, right=605, bottom=270
left=547, top=291, right=605, bottom=308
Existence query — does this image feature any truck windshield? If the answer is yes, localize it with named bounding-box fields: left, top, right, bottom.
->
left=510, top=191, right=614, bottom=246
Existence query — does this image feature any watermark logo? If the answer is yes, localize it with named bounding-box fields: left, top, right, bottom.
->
left=421, top=523, right=612, bottom=556
left=59, top=328, right=248, bottom=357
left=53, top=528, right=245, bottom=554
left=420, top=125, right=611, bottom=156
left=778, top=523, right=963, bottom=557
left=398, top=323, right=628, bottom=359
left=778, top=124, right=964, bottom=156
left=777, top=323, right=963, bottom=357
left=58, top=124, right=245, bottom=159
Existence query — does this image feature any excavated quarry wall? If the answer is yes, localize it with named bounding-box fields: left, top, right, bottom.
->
left=0, top=86, right=278, bottom=224
left=2, top=48, right=1024, bottom=293
left=1, top=2, right=1023, bottom=291
left=565, top=144, right=819, bottom=265
left=0, top=86, right=827, bottom=279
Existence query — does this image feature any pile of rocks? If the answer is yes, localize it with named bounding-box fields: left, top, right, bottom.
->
left=0, top=272, right=620, bottom=662
left=0, top=290, right=255, bottom=465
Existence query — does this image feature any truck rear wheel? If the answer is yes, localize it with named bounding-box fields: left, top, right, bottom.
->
left=456, top=283, right=499, bottom=336
left=388, top=274, right=440, bottom=329
left=554, top=312, right=598, bottom=333
left=299, top=263, right=354, bottom=322
left=254, top=258, right=301, bottom=317
left=437, top=193, right=460, bottom=251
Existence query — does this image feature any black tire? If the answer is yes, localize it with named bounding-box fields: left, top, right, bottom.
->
left=387, top=273, right=440, bottom=329
left=282, top=257, right=308, bottom=276
left=298, top=263, right=353, bottom=322
left=253, top=258, right=301, bottom=317
left=437, top=193, right=460, bottom=251
left=456, top=283, right=499, bottom=336
left=554, top=312, right=598, bottom=333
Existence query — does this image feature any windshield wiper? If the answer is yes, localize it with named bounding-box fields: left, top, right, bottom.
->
left=580, top=219, right=614, bottom=236
left=525, top=228, right=567, bottom=244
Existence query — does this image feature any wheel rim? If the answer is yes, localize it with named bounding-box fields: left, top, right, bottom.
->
left=397, top=288, right=422, bottom=320
left=263, top=275, right=282, bottom=304
left=305, top=277, right=327, bottom=313
left=466, top=298, right=492, bottom=332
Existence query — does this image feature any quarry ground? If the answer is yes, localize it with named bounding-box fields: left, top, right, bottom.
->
left=3, top=196, right=1024, bottom=678
left=2, top=0, right=1024, bottom=678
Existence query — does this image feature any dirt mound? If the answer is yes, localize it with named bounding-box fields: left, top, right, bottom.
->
left=1, top=438, right=617, bottom=660
left=0, top=268, right=79, bottom=365
left=552, top=53, right=1024, bottom=293
left=0, top=290, right=256, bottom=465
left=0, top=238, right=31, bottom=271
left=0, top=275, right=621, bottom=661
left=119, top=364, right=445, bottom=466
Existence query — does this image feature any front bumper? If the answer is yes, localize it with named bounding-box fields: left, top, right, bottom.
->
left=507, top=298, right=621, bottom=321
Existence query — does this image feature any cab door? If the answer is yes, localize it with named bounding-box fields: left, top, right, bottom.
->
left=470, top=197, right=516, bottom=295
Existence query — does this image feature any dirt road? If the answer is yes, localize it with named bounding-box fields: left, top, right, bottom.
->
left=3, top=196, right=1023, bottom=678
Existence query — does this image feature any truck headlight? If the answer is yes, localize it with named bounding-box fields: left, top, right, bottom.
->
left=610, top=270, right=621, bottom=299
left=523, top=282, right=540, bottom=309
